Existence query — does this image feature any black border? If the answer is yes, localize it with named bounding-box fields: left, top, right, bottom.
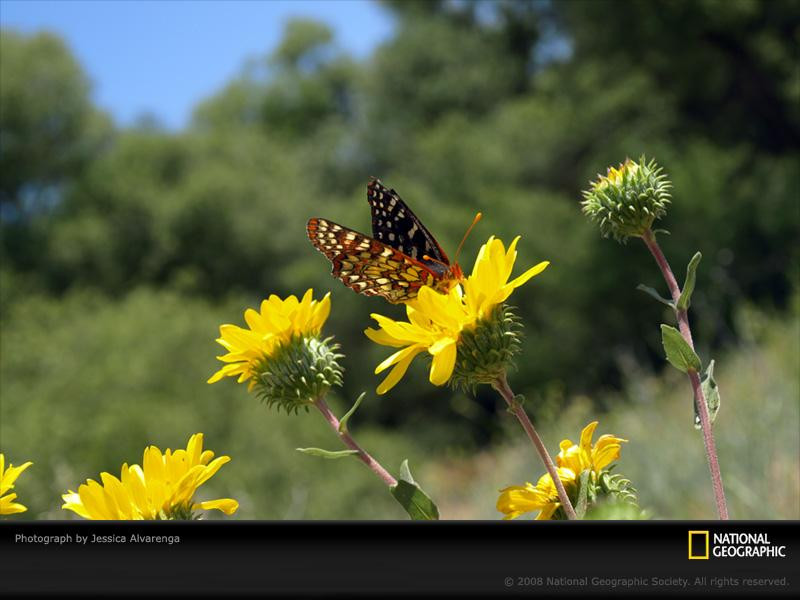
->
left=1, top=520, right=797, bottom=597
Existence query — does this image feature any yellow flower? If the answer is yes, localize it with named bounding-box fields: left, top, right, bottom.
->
left=365, top=285, right=471, bottom=394
left=497, top=468, right=576, bottom=520
left=556, top=421, right=628, bottom=475
left=463, top=236, right=549, bottom=321
left=208, top=289, right=331, bottom=390
left=497, top=422, right=628, bottom=520
left=365, top=236, right=548, bottom=394
left=62, top=433, right=238, bottom=520
left=0, top=454, right=33, bottom=515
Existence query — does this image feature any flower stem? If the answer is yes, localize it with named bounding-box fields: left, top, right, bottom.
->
left=314, top=397, right=398, bottom=488
left=493, top=372, right=578, bottom=520
left=641, top=228, right=729, bottom=519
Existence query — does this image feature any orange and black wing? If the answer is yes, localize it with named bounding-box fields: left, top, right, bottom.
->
left=367, top=178, right=450, bottom=275
left=306, top=217, right=439, bottom=303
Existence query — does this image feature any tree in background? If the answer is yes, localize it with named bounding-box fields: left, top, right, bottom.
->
left=1, top=0, right=797, bottom=437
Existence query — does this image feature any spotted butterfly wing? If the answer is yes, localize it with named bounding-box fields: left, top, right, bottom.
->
left=307, top=179, right=461, bottom=303
left=306, top=217, right=449, bottom=303
left=366, top=178, right=450, bottom=275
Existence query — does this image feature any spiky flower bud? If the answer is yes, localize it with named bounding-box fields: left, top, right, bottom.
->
left=449, top=304, right=521, bottom=392
left=253, top=335, right=344, bottom=414
left=581, top=156, right=672, bottom=242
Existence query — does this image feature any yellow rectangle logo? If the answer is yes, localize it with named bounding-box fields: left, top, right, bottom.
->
left=688, top=530, right=709, bottom=559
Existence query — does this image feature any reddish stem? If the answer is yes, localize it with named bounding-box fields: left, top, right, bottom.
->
left=314, top=397, right=398, bottom=488
left=494, top=372, right=578, bottom=520
left=641, top=229, right=729, bottom=519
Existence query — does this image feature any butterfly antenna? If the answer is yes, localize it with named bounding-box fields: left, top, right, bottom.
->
left=422, top=255, right=449, bottom=269
left=454, top=212, right=483, bottom=264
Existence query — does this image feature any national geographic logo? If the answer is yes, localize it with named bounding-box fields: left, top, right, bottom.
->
left=688, top=531, right=710, bottom=559
left=689, top=530, right=787, bottom=559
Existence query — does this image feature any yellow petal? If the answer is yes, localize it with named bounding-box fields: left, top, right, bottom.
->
left=592, top=434, right=627, bottom=471
left=292, top=290, right=314, bottom=332
left=186, top=434, right=204, bottom=466
left=217, top=324, right=259, bottom=349
left=1, top=493, right=27, bottom=515
left=61, top=491, right=91, bottom=519
left=496, top=483, right=548, bottom=519
left=375, top=343, right=425, bottom=374
left=499, top=236, right=520, bottom=284
left=371, top=314, right=430, bottom=344
left=243, top=307, right=266, bottom=332
left=194, top=498, right=239, bottom=515
left=0, top=460, right=33, bottom=492
left=428, top=337, right=457, bottom=386
left=556, top=443, right=584, bottom=474
left=311, top=293, right=331, bottom=331
left=143, top=446, right=166, bottom=483
left=79, top=480, right=113, bottom=520
left=579, top=421, right=599, bottom=454
left=415, top=287, right=461, bottom=331
left=100, top=472, right=134, bottom=519
left=376, top=347, right=424, bottom=395
left=406, top=305, right=432, bottom=330
left=364, top=327, right=406, bottom=348
left=207, top=363, right=239, bottom=384
left=505, top=260, right=549, bottom=291
left=535, top=503, right=560, bottom=520
left=260, top=301, right=292, bottom=333
left=469, top=235, right=493, bottom=278
left=193, top=456, right=231, bottom=488
left=122, top=465, right=152, bottom=518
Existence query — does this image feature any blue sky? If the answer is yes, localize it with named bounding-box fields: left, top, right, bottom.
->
left=1, top=0, right=393, bottom=129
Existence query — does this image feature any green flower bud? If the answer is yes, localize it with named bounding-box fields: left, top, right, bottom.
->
left=597, top=469, right=640, bottom=507
left=547, top=469, right=640, bottom=520
left=581, top=156, right=672, bottom=242
left=448, top=304, right=522, bottom=392
left=164, top=504, right=197, bottom=521
left=253, top=335, right=344, bottom=414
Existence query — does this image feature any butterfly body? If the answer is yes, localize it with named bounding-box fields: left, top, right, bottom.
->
left=307, top=179, right=463, bottom=303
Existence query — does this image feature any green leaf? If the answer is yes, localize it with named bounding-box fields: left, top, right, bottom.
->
left=636, top=284, right=675, bottom=308
left=677, top=252, right=702, bottom=311
left=660, top=324, right=701, bottom=373
left=574, top=470, right=591, bottom=519
left=398, top=458, right=415, bottom=484
left=338, top=392, right=366, bottom=433
left=390, top=460, right=440, bottom=520
left=695, top=360, right=721, bottom=429
left=295, top=447, right=359, bottom=459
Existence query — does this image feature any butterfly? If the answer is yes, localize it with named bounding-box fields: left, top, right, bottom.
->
left=307, top=178, right=478, bottom=304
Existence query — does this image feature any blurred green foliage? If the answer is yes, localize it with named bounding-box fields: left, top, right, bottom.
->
left=1, top=0, right=798, bottom=518
left=0, top=288, right=424, bottom=518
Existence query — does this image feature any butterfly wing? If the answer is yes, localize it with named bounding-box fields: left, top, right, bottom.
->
left=367, top=178, right=450, bottom=274
left=307, top=217, right=440, bottom=303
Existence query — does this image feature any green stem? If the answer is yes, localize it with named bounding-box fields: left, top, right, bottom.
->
left=641, top=228, right=729, bottom=520
left=314, top=397, right=398, bottom=488
left=493, top=372, right=578, bottom=520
